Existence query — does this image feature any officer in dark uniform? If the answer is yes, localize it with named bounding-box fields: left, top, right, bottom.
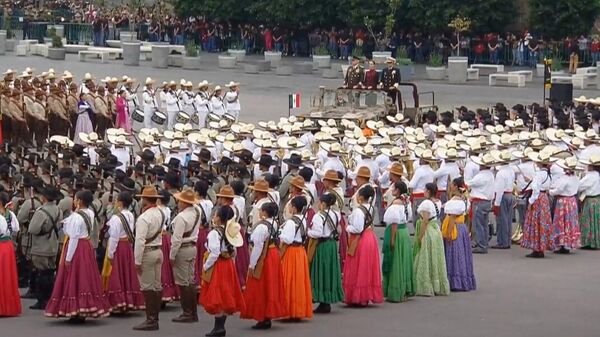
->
left=380, top=57, right=402, bottom=110
left=344, top=55, right=364, bottom=89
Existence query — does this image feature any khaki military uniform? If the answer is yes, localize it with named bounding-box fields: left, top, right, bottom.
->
left=134, top=207, right=164, bottom=291
left=278, top=170, right=297, bottom=209
left=16, top=196, right=43, bottom=258
left=169, top=205, right=199, bottom=286
left=28, top=201, right=62, bottom=269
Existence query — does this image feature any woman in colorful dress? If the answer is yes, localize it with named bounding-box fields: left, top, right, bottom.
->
left=382, top=181, right=415, bottom=302
left=308, top=193, right=344, bottom=313
left=443, top=178, right=476, bottom=292
left=102, top=191, right=145, bottom=313
left=241, top=202, right=286, bottom=329
left=74, top=93, right=94, bottom=144
left=578, top=156, right=600, bottom=249
left=343, top=185, right=384, bottom=306
left=521, top=152, right=555, bottom=258
left=413, top=183, right=450, bottom=297
left=279, top=195, right=313, bottom=320
left=157, top=189, right=179, bottom=304
left=0, top=192, right=21, bottom=317
left=550, top=157, right=581, bottom=254
left=115, top=89, right=131, bottom=133
left=200, top=206, right=245, bottom=337
left=195, top=180, right=213, bottom=283
left=45, top=190, right=111, bottom=321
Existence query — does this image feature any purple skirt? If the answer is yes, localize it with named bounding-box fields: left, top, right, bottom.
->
left=195, top=227, right=209, bottom=285
left=235, top=227, right=249, bottom=288
left=45, top=239, right=111, bottom=318
left=444, top=224, right=476, bottom=291
left=161, top=233, right=180, bottom=301
left=105, top=240, right=145, bottom=311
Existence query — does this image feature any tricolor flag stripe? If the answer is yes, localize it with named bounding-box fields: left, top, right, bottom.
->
left=289, top=93, right=300, bottom=109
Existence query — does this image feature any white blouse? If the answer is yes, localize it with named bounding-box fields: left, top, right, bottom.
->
left=106, top=210, right=135, bottom=259
left=279, top=215, right=306, bottom=244
left=529, top=169, right=552, bottom=204
left=308, top=209, right=340, bottom=238
left=347, top=203, right=373, bottom=234
left=578, top=171, right=600, bottom=196
left=248, top=218, right=275, bottom=269
left=159, top=206, right=172, bottom=231
left=383, top=203, right=410, bottom=225
left=0, top=210, right=19, bottom=237
left=64, top=208, right=95, bottom=262
left=444, top=199, right=468, bottom=216
left=550, top=174, right=579, bottom=197
left=203, top=227, right=230, bottom=271
left=417, top=199, right=442, bottom=220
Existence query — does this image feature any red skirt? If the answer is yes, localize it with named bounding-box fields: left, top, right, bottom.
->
left=338, top=214, right=348, bottom=268
left=161, top=233, right=180, bottom=301
left=105, top=240, right=145, bottom=311
left=195, top=227, right=210, bottom=285
left=281, top=246, right=313, bottom=319
left=343, top=229, right=384, bottom=305
left=200, top=257, right=246, bottom=315
left=0, top=239, right=21, bottom=317
left=241, top=247, right=286, bottom=321
left=45, top=239, right=111, bottom=318
left=235, top=227, right=250, bottom=288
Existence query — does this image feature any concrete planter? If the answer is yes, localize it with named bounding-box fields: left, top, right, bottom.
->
left=123, top=42, right=141, bottom=66
left=448, top=56, right=468, bottom=84
left=227, top=49, right=246, bottom=61
left=218, top=55, right=236, bottom=69
left=151, top=45, right=170, bottom=68
left=182, top=56, right=202, bottom=70
left=372, top=51, right=392, bottom=64
left=47, top=48, right=66, bottom=60
left=43, top=37, right=53, bottom=44
left=536, top=64, right=545, bottom=77
left=265, top=51, right=282, bottom=67
left=6, top=39, right=14, bottom=52
left=120, top=31, right=136, bottom=42
left=426, top=66, right=446, bottom=80
left=399, top=64, right=414, bottom=81
left=312, top=55, right=331, bottom=68
left=0, top=31, right=6, bottom=55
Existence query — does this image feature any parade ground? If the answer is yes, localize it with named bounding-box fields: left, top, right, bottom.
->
left=1, top=53, right=599, bottom=337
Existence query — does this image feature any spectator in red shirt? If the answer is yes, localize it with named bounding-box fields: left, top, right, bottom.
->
left=591, top=37, right=600, bottom=66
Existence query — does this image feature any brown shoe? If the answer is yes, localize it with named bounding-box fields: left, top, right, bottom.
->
left=133, top=291, right=159, bottom=331
left=172, top=286, right=198, bottom=323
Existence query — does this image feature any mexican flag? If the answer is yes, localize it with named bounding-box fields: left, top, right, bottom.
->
left=289, top=93, right=301, bottom=109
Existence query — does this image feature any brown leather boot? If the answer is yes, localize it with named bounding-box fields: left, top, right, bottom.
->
left=189, top=286, right=199, bottom=321
left=133, top=291, right=159, bottom=331
left=172, top=285, right=199, bottom=323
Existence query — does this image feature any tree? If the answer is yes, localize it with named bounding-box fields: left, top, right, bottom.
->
left=529, top=0, right=600, bottom=39
left=171, top=0, right=251, bottom=22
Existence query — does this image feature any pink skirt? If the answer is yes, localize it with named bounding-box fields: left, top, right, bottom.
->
left=161, top=233, right=180, bottom=301
left=116, top=110, right=131, bottom=133
left=235, top=227, right=250, bottom=288
left=105, top=240, right=145, bottom=311
left=343, top=229, right=383, bottom=306
left=195, top=227, right=210, bottom=285
left=553, top=196, right=581, bottom=249
left=45, top=239, right=111, bottom=318
left=338, top=214, right=348, bottom=268
left=0, top=239, right=21, bottom=316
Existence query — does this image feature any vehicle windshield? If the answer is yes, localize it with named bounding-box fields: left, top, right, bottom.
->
left=322, top=89, right=388, bottom=108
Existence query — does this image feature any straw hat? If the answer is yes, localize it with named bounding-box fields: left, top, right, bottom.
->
left=225, top=220, right=243, bottom=247
left=470, top=153, right=497, bottom=166
left=223, top=141, right=244, bottom=153
left=354, top=144, right=377, bottom=157
left=490, top=133, right=518, bottom=147
left=366, top=120, right=385, bottom=130
left=546, top=128, right=568, bottom=142
left=225, top=81, right=240, bottom=88
left=277, top=136, right=305, bottom=149
left=438, top=147, right=464, bottom=160
left=198, top=80, right=211, bottom=89
left=513, top=147, right=534, bottom=159
left=389, top=163, right=404, bottom=176
left=415, top=148, right=439, bottom=162
left=505, top=119, right=526, bottom=129
left=290, top=176, right=306, bottom=190
left=574, top=95, right=589, bottom=103
left=145, top=77, right=155, bottom=85
left=323, top=170, right=342, bottom=182
left=173, top=189, right=200, bottom=205
left=386, top=113, right=409, bottom=125
left=356, top=166, right=371, bottom=179
left=450, top=121, right=470, bottom=132
left=214, top=85, right=222, bottom=91
left=321, top=142, right=347, bottom=155
left=485, top=124, right=505, bottom=134
left=581, top=154, right=600, bottom=166
left=78, top=132, right=102, bottom=145
left=108, top=135, right=133, bottom=146
left=249, top=180, right=270, bottom=193
left=527, top=150, right=558, bottom=164
left=136, top=186, right=162, bottom=198
left=216, top=186, right=235, bottom=199
left=556, top=156, right=580, bottom=171
left=490, top=150, right=515, bottom=164
left=381, top=146, right=409, bottom=160
left=174, top=123, right=193, bottom=133
left=575, top=129, right=600, bottom=142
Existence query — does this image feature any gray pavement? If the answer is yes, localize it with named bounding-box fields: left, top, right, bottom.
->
left=1, top=52, right=600, bottom=336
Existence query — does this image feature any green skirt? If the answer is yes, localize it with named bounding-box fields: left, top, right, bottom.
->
left=413, top=219, right=450, bottom=297
left=382, top=224, right=415, bottom=302
left=310, top=239, right=344, bottom=303
left=580, top=196, right=600, bottom=248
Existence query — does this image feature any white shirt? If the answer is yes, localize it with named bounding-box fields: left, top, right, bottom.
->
left=494, top=165, right=516, bottom=206
left=279, top=215, right=306, bottom=244
left=579, top=171, right=600, bottom=196
left=350, top=157, right=380, bottom=183
left=444, top=199, right=468, bottom=215
left=106, top=210, right=135, bottom=259
left=383, top=203, right=409, bottom=225
left=195, top=91, right=212, bottom=113
left=112, top=146, right=130, bottom=171
left=464, top=159, right=480, bottom=182
left=318, top=156, right=346, bottom=178
left=0, top=210, right=19, bottom=236
left=468, top=169, right=495, bottom=200
left=417, top=199, right=442, bottom=220
left=166, top=91, right=179, bottom=112
left=211, top=96, right=226, bottom=115
left=232, top=196, right=246, bottom=223
left=529, top=169, right=552, bottom=204
left=408, top=164, right=434, bottom=193
left=514, top=161, right=535, bottom=191
left=142, top=88, right=157, bottom=113
left=550, top=174, right=579, bottom=197
left=64, top=208, right=95, bottom=262
left=203, top=227, right=229, bottom=271
left=249, top=198, right=269, bottom=228
left=198, top=199, right=213, bottom=225
left=224, top=91, right=240, bottom=111
left=181, top=90, right=195, bottom=114
left=433, top=161, right=461, bottom=191
left=249, top=218, right=275, bottom=269
left=308, top=209, right=340, bottom=238
left=347, top=203, right=373, bottom=234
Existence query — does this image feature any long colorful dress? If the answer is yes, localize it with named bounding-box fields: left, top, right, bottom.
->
left=413, top=199, right=450, bottom=297
left=115, top=96, right=131, bottom=133
left=382, top=200, right=415, bottom=302
left=74, top=101, right=94, bottom=145
left=45, top=209, right=111, bottom=318
left=0, top=213, right=21, bottom=317
left=343, top=203, right=383, bottom=305
left=279, top=214, right=313, bottom=319
left=442, top=198, right=476, bottom=292
left=550, top=174, right=581, bottom=250
left=240, top=218, right=286, bottom=322
left=521, top=170, right=555, bottom=252
left=308, top=209, right=344, bottom=305
left=578, top=170, right=600, bottom=248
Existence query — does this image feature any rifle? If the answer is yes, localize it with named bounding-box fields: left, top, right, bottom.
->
left=142, top=164, right=147, bottom=186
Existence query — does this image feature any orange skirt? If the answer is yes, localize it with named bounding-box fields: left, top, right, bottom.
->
left=241, top=247, right=287, bottom=321
left=199, top=257, right=246, bottom=315
left=281, top=245, right=313, bottom=319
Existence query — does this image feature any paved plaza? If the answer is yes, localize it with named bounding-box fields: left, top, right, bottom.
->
left=0, top=52, right=599, bottom=337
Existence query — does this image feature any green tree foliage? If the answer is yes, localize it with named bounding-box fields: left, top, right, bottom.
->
left=529, top=0, right=600, bottom=39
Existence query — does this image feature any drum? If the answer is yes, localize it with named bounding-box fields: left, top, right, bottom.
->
left=151, top=111, right=167, bottom=125
left=176, top=111, right=191, bottom=124
left=191, top=113, right=199, bottom=125
left=132, top=109, right=145, bottom=123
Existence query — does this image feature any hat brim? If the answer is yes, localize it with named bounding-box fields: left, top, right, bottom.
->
left=173, top=192, right=199, bottom=205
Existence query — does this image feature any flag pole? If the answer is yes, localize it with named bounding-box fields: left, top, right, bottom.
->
left=288, top=93, right=291, bottom=117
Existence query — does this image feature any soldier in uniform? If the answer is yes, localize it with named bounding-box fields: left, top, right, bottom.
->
left=344, top=55, right=364, bottom=89
left=170, top=189, right=200, bottom=323
left=47, top=85, right=71, bottom=137
left=278, top=153, right=302, bottom=210
left=26, top=186, right=63, bottom=310
left=380, top=57, right=402, bottom=110
left=94, top=86, right=113, bottom=139
left=133, top=186, right=165, bottom=331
